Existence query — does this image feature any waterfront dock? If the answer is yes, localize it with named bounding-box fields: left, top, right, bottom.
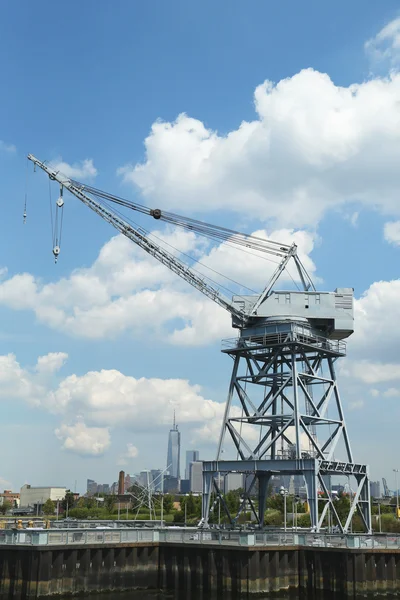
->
left=0, top=528, right=400, bottom=598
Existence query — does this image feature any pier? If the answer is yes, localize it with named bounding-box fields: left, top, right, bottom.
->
left=1, top=528, right=400, bottom=598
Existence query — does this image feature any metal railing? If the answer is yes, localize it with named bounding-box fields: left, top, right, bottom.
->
left=1, top=528, right=400, bottom=549
left=222, top=328, right=346, bottom=356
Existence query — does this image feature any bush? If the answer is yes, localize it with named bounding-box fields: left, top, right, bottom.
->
left=297, top=513, right=311, bottom=528
left=68, top=508, right=89, bottom=519
left=264, top=510, right=282, bottom=526
left=379, top=513, right=400, bottom=533
left=173, top=511, right=184, bottom=523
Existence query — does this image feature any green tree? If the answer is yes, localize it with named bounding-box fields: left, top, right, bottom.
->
left=62, top=490, right=75, bottom=512
left=42, top=499, right=55, bottom=515
left=267, top=493, right=284, bottom=512
left=163, top=494, right=174, bottom=514
left=104, top=495, right=116, bottom=513
left=225, top=490, right=241, bottom=515
left=0, top=500, right=12, bottom=515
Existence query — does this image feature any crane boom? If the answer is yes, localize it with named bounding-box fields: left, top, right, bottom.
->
left=27, top=153, right=315, bottom=322
left=27, top=154, right=244, bottom=320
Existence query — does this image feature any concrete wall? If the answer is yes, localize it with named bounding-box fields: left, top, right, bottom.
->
left=0, top=542, right=400, bottom=599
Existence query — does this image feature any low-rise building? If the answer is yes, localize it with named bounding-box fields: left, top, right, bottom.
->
left=20, top=485, right=66, bottom=508
left=0, top=490, right=20, bottom=507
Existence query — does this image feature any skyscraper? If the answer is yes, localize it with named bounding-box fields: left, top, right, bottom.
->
left=190, top=461, right=203, bottom=493
left=167, top=412, right=181, bottom=480
left=185, top=450, right=199, bottom=480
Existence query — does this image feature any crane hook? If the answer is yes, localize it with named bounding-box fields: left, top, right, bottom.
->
left=53, top=245, right=60, bottom=263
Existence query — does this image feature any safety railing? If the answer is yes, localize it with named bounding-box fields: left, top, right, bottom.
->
left=222, top=328, right=346, bottom=356
left=0, top=528, right=399, bottom=549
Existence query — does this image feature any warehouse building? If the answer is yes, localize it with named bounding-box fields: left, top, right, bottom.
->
left=20, top=485, right=66, bottom=508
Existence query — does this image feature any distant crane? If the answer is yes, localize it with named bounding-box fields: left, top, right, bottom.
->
left=382, top=477, right=391, bottom=498
left=27, top=153, right=371, bottom=533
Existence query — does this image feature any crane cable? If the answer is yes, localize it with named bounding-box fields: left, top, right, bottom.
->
left=96, top=194, right=262, bottom=298
left=23, top=159, right=28, bottom=224
left=70, top=180, right=291, bottom=257
left=82, top=190, right=304, bottom=298
left=52, top=185, right=65, bottom=262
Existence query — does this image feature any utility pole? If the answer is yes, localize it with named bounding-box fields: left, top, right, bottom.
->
left=280, top=486, right=288, bottom=532
left=394, top=469, right=399, bottom=518
left=161, top=473, right=164, bottom=526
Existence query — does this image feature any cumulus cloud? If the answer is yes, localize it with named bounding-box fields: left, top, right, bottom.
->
left=46, top=369, right=222, bottom=428
left=0, top=350, right=229, bottom=451
left=351, top=279, right=400, bottom=363
left=117, top=443, right=139, bottom=466
left=384, top=221, right=400, bottom=246
left=0, top=141, right=16, bottom=154
left=51, top=157, right=97, bottom=179
left=0, top=352, right=65, bottom=405
left=119, top=69, right=400, bottom=228
left=339, top=278, right=400, bottom=413
left=342, top=360, right=400, bottom=384
left=35, top=352, right=68, bottom=375
left=365, top=17, right=400, bottom=68
left=0, top=227, right=316, bottom=345
left=55, top=421, right=110, bottom=456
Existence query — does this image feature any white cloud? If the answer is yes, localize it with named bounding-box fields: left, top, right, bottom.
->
left=0, top=352, right=60, bottom=405
left=343, top=360, right=400, bottom=384
left=119, top=69, right=400, bottom=228
left=35, top=352, right=68, bottom=375
left=47, top=369, right=222, bottom=428
left=0, top=350, right=229, bottom=451
left=351, top=279, right=400, bottom=363
left=349, top=400, right=364, bottom=410
left=51, top=158, right=97, bottom=179
left=365, top=17, right=400, bottom=67
left=117, top=443, right=139, bottom=466
left=383, top=387, right=400, bottom=397
left=125, top=443, right=138, bottom=458
left=0, top=227, right=316, bottom=345
left=384, top=221, right=400, bottom=246
left=55, top=421, right=110, bottom=456
left=0, top=141, right=16, bottom=154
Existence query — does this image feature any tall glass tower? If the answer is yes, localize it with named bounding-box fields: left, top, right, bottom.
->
left=185, top=450, right=199, bottom=479
left=166, top=413, right=181, bottom=480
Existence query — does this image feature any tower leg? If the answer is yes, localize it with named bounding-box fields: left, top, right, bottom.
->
left=258, top=473, right=272, bottom=527
left=304, top=466, right=319, bottom=531
left=201, top=470, right=213, bottom=527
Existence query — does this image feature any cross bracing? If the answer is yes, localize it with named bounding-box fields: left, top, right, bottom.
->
left=203, top=321, right=371, bottom=533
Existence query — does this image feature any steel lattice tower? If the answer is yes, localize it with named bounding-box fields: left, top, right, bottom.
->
left=202, top=317, right=371, bottom=533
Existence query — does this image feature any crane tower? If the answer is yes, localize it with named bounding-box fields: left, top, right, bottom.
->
left=27, top=153, right=371, bottom=533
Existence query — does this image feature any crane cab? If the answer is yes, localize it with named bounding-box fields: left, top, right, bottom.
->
left=232, top=288, right=354, bottom=340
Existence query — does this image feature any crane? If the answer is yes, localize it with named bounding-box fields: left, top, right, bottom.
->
left=26, top=154, right=351, bottom=338
left=27, top=153, right=370, bottom=534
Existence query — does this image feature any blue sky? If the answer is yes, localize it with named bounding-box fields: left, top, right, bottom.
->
left=0, top=1, right=400, bottom=494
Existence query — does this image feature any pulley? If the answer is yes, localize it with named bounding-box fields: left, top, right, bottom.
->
left=52, top=184, right=65, bottom=263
